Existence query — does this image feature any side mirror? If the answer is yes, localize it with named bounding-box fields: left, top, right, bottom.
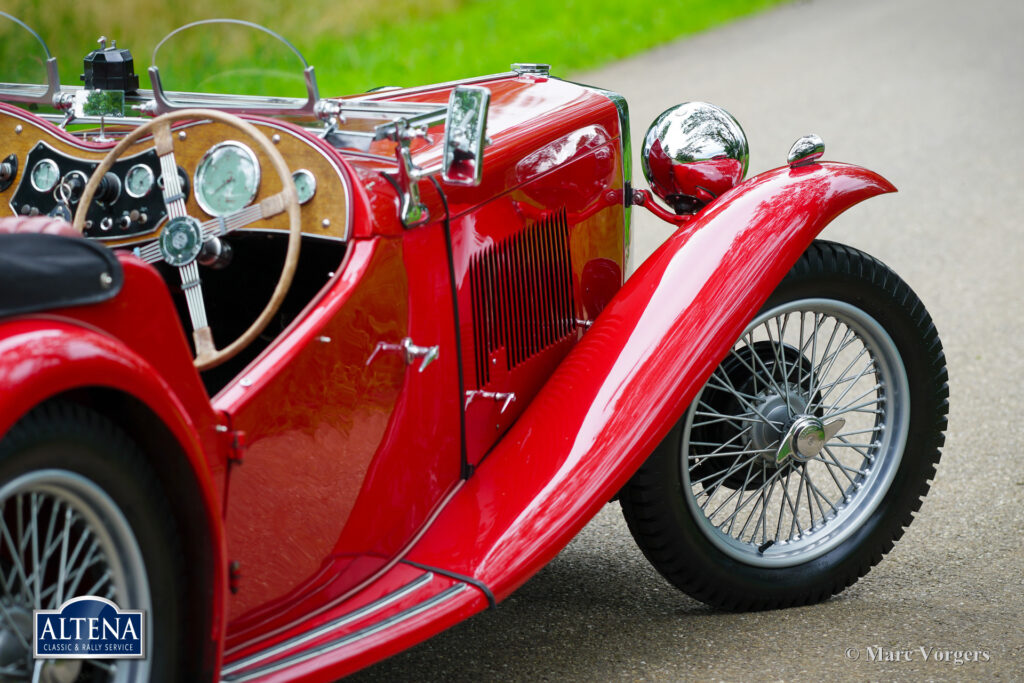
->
left=442, top=85, right=490, bottom=186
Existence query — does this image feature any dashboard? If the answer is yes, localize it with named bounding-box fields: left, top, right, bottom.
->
left=0, top=108, right=350, bottom=245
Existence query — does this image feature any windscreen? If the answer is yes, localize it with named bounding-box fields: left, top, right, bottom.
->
left=152, top=19, right=309, bottom=102
left=0, top=12, right=54, bottom=101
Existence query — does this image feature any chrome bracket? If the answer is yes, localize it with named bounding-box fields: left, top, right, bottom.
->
left=465, top=390, right=516, bottom=414
left=511, top=63, right=551, bottom=77
left=366, top=337, right=439, bottom=373
left=385, top=121, right=431, bottom=228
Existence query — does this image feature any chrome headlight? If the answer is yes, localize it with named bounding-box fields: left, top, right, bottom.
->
left=641, top=102, right=749, bottom=214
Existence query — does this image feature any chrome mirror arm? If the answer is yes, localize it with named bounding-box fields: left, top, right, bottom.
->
left=385, top=122, right=430, bottom=228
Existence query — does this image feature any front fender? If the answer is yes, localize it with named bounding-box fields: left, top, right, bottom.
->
left=407, top=161, right=895, bottom=600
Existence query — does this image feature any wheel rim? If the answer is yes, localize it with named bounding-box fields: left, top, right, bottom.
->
left=681, top=299, right=910, bottom=568
left=0, top=470, right=151, bottom=682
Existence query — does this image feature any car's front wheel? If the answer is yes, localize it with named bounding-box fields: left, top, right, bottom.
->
left=620, top=240, right=948, bottom=610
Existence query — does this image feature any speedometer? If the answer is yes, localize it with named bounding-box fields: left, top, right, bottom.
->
left=194, top=141, right=260, bottom=216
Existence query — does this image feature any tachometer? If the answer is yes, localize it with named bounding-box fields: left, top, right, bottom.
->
left=194, top=141, right=260, bottom=216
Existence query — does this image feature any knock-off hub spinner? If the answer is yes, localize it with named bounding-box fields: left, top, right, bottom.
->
left=777, top=416, right=846, bottom=464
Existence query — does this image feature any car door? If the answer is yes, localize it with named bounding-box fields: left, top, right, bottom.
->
left=216, top=225, right=461, bottom=647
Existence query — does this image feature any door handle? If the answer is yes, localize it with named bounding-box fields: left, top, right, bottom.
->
left=366, top=337, right=439, bottom=373
left=464, top=390, right=516, bottom=413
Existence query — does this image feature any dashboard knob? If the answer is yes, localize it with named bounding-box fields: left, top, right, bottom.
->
left=100, top=216, right=114, bottom=231
left=96, top=172, right=122, bottom=204
left=119, top=214, right=132, bottom=229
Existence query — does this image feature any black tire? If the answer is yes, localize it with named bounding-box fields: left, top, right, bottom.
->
left=0, top=402, right=184, bottom=681
left=620, top=240, right=948, bottom=610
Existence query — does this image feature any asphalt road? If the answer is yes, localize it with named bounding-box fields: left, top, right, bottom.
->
left=352, top=0, right=1024, bottom=679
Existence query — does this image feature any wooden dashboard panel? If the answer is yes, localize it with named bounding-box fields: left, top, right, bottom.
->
left=0, top=108, right=349, bottom=244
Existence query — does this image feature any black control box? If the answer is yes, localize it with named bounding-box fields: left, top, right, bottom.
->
left=81, top=41, right=139, bottom=93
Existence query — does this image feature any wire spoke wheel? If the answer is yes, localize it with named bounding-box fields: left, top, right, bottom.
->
left=0, top=471, right=150, bottom=683
left=682, top=300, right=908, bottom=566
left=619, top=241, right=948, bottom=610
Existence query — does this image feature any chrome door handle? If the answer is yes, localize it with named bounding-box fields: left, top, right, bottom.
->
left=366, top=337, right=439, bottom=373
left=464, top=390, right=516, bottom=413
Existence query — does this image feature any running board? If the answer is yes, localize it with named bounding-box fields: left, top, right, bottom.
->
left=220, top=563, right=486, bottom=681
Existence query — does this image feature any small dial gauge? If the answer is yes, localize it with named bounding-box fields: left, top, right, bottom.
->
left=292, top=169, right=316, bottom=205
left=30, top=159, right=60, bottom=193
left=126, top=163, right=155, bottom=198
left=194, top=141, right=260, bottom=216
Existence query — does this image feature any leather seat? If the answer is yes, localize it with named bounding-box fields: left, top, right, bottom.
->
left=0, top=216, right=78, bottom=237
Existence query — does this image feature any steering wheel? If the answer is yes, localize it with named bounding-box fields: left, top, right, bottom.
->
left=73, top=109, right=301, bottom=371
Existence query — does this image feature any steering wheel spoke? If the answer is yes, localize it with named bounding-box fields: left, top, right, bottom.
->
left=153, top=122, right=189, bottom=220
left=179, top=261, right=209, bottom=330
left=199, top=189, right=291, bottom=240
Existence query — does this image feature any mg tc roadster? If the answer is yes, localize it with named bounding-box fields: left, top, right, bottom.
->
left=0, top=14, right=948, bottom=682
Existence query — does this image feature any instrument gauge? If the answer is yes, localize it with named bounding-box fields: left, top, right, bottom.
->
left=292, top=169, right=316, bottom=205
left=126, top=163, right=155, bottom=198
left=30, top=159, right=60, bottom=193
left=194, top=141, right=260, bottom=216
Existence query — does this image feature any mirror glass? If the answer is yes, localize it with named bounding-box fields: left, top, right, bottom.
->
left=442, top=85, right=490, bottom=186
left=75, top=89, right=124, bottom=117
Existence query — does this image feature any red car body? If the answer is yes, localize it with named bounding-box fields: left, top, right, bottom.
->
left=0, top=42, right=898, bottom=681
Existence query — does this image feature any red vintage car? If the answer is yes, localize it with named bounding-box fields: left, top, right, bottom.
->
left=0, top=15, right=947, bottom=683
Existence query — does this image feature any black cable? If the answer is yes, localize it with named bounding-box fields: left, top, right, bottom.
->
left=429, top=175, right=472, bottom=479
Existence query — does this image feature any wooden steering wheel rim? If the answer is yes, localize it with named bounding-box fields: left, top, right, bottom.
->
left=73, top=109, right=302, bottom=371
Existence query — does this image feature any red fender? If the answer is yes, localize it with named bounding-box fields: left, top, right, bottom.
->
left=407, top=161, right=896, bottom=600
left=0, top=316, right=228, bottom=669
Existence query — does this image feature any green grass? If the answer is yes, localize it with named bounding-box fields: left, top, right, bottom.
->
left=3, top=0, right=786, bottom=97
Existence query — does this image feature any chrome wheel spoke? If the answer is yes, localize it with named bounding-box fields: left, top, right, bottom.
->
left=680, top=298, right=910, bottom=566
left=1, top=470, right=153, bottom=681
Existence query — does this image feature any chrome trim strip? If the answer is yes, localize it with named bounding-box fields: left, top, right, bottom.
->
left=557, top=79, right=632, bottom=265
left=223, top=584, right=468, bottom=681
left=353, top=72, right=516, bottom=100
left=220, top=573, right=434, bottom=676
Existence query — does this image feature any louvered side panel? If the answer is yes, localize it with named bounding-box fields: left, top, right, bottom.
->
left=467, top=210, right=577, bottom=388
